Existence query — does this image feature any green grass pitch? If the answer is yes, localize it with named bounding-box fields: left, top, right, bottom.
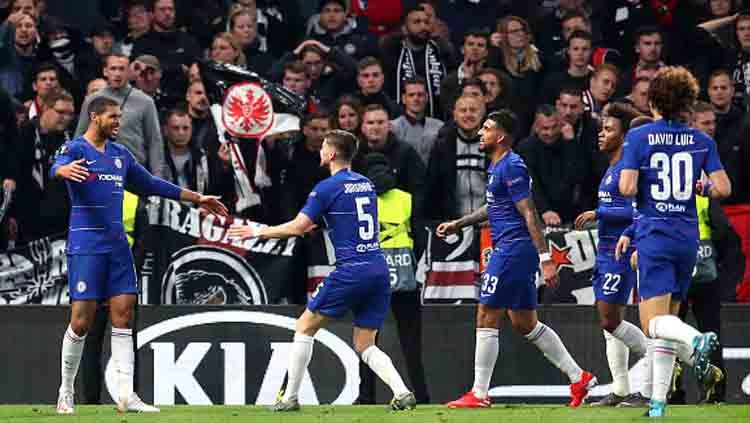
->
left=1, top=404, right=749, bottom=423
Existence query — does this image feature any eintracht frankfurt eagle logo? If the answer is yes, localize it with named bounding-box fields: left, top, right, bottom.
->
left=222, top=82, right=275, bottom=139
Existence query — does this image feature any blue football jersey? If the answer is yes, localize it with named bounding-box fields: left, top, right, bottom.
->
left=596, top=160, right=634, bottom=252
left=301, top=170, right=383, bottom=263
left=622, top=120, right=723, bottom=241
left=486, top=152, right=532, bottom=245
left=51, top=137, right=182, bottom=254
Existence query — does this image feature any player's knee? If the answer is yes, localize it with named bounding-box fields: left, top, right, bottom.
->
left=353, top=339, right=374, bottom=355
left=70, top=318, right=91, bottom=336
left=599, top=317, right=622, bottom=333
left=476, top=306, right=500, bottom=329
left=511, top=319, right=535, bottom=336
left=110, top=310, right=133, bottom=329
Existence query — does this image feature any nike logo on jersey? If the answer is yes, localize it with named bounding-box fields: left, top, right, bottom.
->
left=86, top=160, right=96, bottom=165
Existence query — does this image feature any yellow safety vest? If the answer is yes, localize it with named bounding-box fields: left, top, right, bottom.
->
left=377, top=188, right=413, bottom=249
left=123, top=191, right=139, bottom=247
left=696, top=195, right=711, bottom=241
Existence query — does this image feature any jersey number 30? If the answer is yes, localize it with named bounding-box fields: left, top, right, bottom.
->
left=355, top=197, right=375, bottom=241
left=650, top=152, right=693, bottom=201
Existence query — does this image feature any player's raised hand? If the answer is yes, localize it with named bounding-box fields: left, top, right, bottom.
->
left=57, top=159, right=89, bottom=182
left=574, top=210, right=596, bottom=230
left=436, top=220, right=459, bottom=238
left=541, top=260, right=559, bottom=288
left=227, top=224, right=256, bottom=240
left=198, top=195, right=229, bottom=217
left=614, top=235, right=630, bottom=261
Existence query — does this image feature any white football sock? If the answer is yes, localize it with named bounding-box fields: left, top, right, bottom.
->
left=111, top=327, right=134, bottom=402
left=604, top=330, right=630, bottom=396
left=472, top=328, right=499, bottom=399
left=59, top=325, right=86, bottom=395
left=649, top=315, right=701, bottom=346
left=641, top=339, right=654, bottom=398
left=361, top=345, right=410, bottom=397
left=282, top=333, right=314, bottom=402
left=651, top=339, right=678, bottom=403
left=675, top=341, right=695, bottom=367
left=525, top=322, right=583, bottom=383
left=612, top=320, right=648, bottom=356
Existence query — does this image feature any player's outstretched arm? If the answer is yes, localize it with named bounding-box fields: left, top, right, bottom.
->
left=179, top=190, right=229, bottom=217
left=515, top=197, right=559, bottom=288
left=126, top=153, right=228, bottom=216
left=228, top=213, right=315, bottom=241
left=436, top=205, right=487, bottom=238
left=618, top=169, right=639, bottom=197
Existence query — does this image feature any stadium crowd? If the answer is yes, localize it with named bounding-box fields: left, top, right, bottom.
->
left=1, top=0, right=750, bottom=407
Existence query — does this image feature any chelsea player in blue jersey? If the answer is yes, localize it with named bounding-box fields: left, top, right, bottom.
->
left=617, top=67, right=731, bottom=417
left=52, top=97, right=228, bottom=414
left=228, top=130, right=416, bottom=412
left=438, top=110, right=596, bottom=409
left=575, top=103, right=650, bottom=406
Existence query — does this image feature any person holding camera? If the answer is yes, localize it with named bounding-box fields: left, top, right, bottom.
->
left=130, top=55, right=178, bottom=118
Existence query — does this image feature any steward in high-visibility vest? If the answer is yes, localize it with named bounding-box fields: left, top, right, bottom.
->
left=123, top=191, right=139, bottom=247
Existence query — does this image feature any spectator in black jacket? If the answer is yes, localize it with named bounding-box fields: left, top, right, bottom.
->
left=25, top=62, right=59, bottom=120
left=517, top=105, right=592, bottom=225
left=306, top=0, right=378, bottom=60
left=425, top=95, right=486, bottom=221
left=355, top=56, right=400, bottom=118
left=266, top=110, right=332, bottom=222
left=228, top=7, right=274, bottom=77
left=0, top=85, right=19, bottom=250
left=538, top=30, right=593, bottom=106
left=270, top=39, right=357, bottom=106
left=696, top=96, right=749, bottom=204
left=439, top=28, right=492, bottom=119
left=360, top=103, right=425, bottom=230
left=162, top=108, right=230, bottom=196
left=116, top=0, right=152, bottom=58
left=131, top=0, right=201, bottom=101
left=7, top=89, right=73, bottom=243
left=380, top=5, right=457, bottom=118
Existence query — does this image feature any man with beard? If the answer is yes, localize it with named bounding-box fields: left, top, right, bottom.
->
left=26, top=63, right=60, bottom=119
left=439, top=110, right=597, bottom=409
left=425, top=95, right=485, bottom=220
left=52, top=96, right=227, bottom=415
left=381, top=5, right=457, bottom=118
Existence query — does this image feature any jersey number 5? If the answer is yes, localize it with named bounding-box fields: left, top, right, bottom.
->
left=355, top=197, right=375, bottom=241
left=650, top=152, right=693, bottom=201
